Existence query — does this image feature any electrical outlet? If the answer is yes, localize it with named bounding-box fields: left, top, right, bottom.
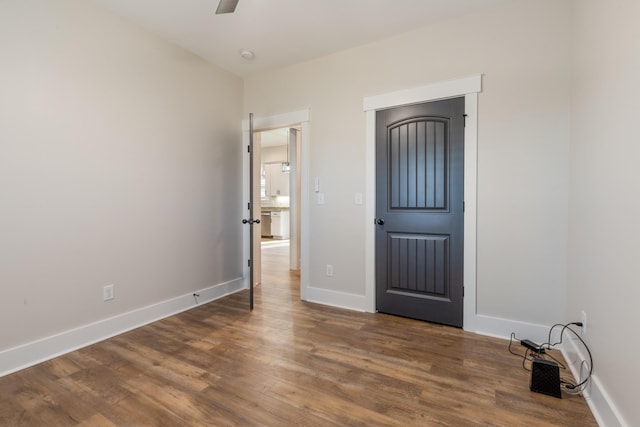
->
left=355, top=192, right=363, bottom=205
left=580, top=310, right=587, bottom=335
left=103, top=284, right=114, bottom=301
left=326, top=264, right=333, bottom=276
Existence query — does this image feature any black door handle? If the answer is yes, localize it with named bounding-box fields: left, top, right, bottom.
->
left=376, top=218, right=385, bottom=225
left=242, top=219, right=261, bottom=225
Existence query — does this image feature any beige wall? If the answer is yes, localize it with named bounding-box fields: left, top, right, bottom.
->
left=570, top=0, right=640, bottom=424
left=262, top=145, right=287, bottom=163
left=244, top=0, right=572, bottom=325
left=0, top=0, right=244, bottom=350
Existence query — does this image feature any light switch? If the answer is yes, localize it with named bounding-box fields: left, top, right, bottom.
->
left=355, top=192, right=363, bottom=205
left=317, top=193, right=325, bottom=205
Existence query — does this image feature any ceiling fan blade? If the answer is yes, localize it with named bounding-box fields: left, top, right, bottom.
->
left=215, top=0, right=239, bottom=14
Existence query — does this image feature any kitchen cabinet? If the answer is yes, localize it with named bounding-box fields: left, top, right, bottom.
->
left=270, top=210, right=289, bottom=240
left=265, top=163, right=289, bottom=197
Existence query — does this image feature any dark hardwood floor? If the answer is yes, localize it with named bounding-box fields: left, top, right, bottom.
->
left=0, top=243, right=597, bottom=426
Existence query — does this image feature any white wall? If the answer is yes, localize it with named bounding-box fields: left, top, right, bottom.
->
left=569, top=0, right=640, bottom=425
left=262, top=145, right=287, bottom=163
left=0, top=0, right=244, bottom=351
left=244, top=0, right=572, bottom=325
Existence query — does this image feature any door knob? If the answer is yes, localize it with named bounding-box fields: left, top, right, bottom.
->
left=376, top=218, right=385, bottom=225
left=242, top=219, right=261, bottom=224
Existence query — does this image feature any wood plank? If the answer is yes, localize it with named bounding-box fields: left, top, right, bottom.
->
left=0, top=243, right=597, bottom=426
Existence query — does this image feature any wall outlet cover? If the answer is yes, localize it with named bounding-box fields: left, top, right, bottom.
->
left=103, top=284, right=114, bottom=301
left=326, top=264, right=333, bottom=276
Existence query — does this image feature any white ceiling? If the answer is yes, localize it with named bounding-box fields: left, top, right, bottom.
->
left=94, top=0, right=509, bottom=77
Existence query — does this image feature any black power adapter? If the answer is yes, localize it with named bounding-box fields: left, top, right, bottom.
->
left=520, top=339, right=545, bottom=354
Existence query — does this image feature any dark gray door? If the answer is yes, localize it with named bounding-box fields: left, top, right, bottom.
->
left=243, top=113, right=259, bottom=311
left=375, top=98, right=464, bottom=327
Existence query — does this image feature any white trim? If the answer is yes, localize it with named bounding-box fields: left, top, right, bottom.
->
left=471, top=314, right=550, bottom=343
left=562, top=336, right=627, bottom=427
left=364, top=110, right=377, bottom=313
left=305, top=286, right=368, bottom=312
left=363, top=74, right=482, bottom=112
left=0, top=277, right=244, bottom=377
left=242, top=109, right=311, bottom=300
left=363, top=74, right=482, bottom=332
left=242, top=110, right=310, bottom=132
left=462, top=92, right=479, bottom=332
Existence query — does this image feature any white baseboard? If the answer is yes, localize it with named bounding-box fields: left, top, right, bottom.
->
left=303, top=289, right=551, bottom=344
left=562, top=335, right=627, bottom=427
left=303, top=286, right=368, bottom=312
left=0, top=277, right=245, bottom=378
left=464, top=313, right=551, bottom=343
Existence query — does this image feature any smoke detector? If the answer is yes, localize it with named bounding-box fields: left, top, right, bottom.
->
left=239, top=49, right=255, bottom=60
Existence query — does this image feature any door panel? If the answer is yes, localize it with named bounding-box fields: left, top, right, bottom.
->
left=376, top=98, right=464, bottom=327
left=388, top=233, right=448, bottom=296
left=251, top=131, right=262, bottom=295
left=243, top=113, right=260, bottom=311
left=389, top=120, right=448, bottom=209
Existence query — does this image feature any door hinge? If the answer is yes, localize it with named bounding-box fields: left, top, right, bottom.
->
left=248, top=259, right=251, bottom=268
left=463, top=286, right=465, bottom=297
left=463, top=114, right=468, bottom=127
left=247, top=145, right=251, bottom=153
left=248, top=202, right=251, bottom=211
left=463, top=201, right=465, bottom=212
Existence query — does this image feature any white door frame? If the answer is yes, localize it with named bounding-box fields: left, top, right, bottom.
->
left=363, top=75, right=481, bottom=331
left=242, top=109, right=311, bottom=300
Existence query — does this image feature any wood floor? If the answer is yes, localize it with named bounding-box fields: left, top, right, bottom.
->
left=0, top=243, right=597, bottom=426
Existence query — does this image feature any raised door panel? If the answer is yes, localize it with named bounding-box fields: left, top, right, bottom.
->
left=389, top=120, right=447, bottom=210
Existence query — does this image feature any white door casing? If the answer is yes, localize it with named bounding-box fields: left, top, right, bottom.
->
left=241, top=109, right=310, bottom=300
left=363, top=75, right=481, bottom=331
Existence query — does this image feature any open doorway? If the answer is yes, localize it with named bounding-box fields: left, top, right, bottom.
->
left=255, top=126, right=301, bottom=286
left=242, top=109, right=309, bottom=303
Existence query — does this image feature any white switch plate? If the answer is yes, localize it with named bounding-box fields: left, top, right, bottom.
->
left=317, top=193, right=325, bottom=204
left=326, top=264, right=333, bottom=276
left=355, top=192, right=363, bottom=205
left=103, top=284, right=114, bottom=301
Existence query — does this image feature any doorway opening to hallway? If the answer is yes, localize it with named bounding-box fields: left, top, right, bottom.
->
left=254, top=126, right=301, bottom=288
